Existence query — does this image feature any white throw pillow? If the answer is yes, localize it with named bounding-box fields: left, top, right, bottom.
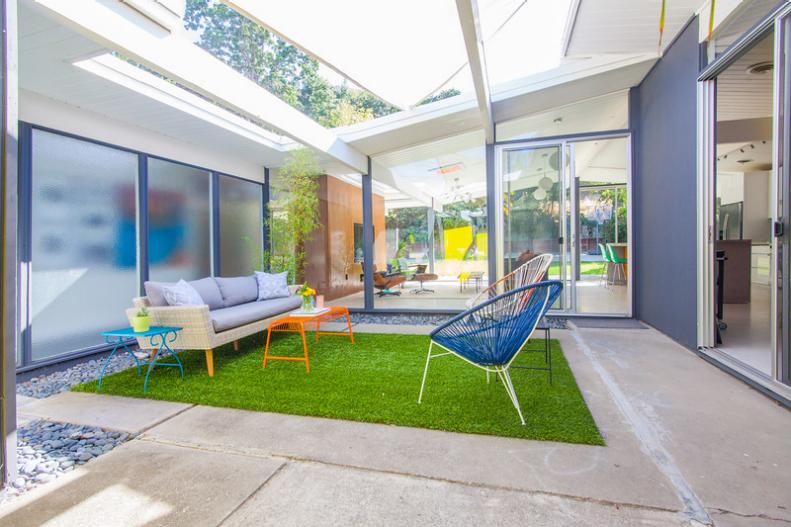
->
left=162, top=279, right=205, bottom=306
left=255, top=271, right=290, bottom=300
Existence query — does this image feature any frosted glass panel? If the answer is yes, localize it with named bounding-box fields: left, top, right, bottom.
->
left=219, top=175, right=262, bottom=276
left=30, top=130, right=138, bottom=360
left=147, top=158, right=211, bottom=281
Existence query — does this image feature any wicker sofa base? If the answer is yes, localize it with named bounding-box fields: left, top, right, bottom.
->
left=128, top=289, right=301, bottom=377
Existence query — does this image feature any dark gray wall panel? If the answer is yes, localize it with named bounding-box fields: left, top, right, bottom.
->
left=632, top=18, right=700, bottom=349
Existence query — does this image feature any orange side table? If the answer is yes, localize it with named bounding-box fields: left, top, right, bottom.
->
left=262, top=306, right=354, bottom=373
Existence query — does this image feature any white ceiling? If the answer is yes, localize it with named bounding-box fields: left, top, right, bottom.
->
left=717, top=140, right=773, bottom=171
left=565, top=0, right=704, bottom=56
left=716, top=30, right=774, bottom=122
left=496, top=91, right=628, bottom=142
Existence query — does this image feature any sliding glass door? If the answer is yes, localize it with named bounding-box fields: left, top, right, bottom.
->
left=496, top=135, right=631, bottom=315
left=499, top=143, right=569, bottom=309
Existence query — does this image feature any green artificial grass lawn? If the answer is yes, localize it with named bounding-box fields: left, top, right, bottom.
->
left=74, top=333, right=603, bottom=445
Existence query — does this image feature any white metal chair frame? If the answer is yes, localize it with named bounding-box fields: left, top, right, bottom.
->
left=418, top=282, right=558, bottom=425
left=465, top=253, right=554, bottom=309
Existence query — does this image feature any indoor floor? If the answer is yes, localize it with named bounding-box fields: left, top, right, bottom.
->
left=329, top=275, right=630, bottom=315
left=327, top=280, right=485, bottom=310
left=718, top=283, right=772, bottom=375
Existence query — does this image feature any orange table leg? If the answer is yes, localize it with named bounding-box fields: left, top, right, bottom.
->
left=300, top=323, right=310, bottom=373
left=263, top=323, right=273, bottom=368
left=345, top=308, right=355, bottom=344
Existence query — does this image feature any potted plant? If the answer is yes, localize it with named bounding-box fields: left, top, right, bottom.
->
left=297, top=283, right=316, bottom=312
left=132, top=307, right=151, bottom=333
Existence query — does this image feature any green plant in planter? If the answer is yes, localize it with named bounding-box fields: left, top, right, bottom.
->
left=270, top=149, right=321, bottom=283
left=132, top=307, right=150, bottom=333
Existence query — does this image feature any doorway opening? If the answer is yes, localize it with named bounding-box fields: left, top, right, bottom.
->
left=497, top=134, right=631, bottom=316
left=713, top=30, right=774, bottom=375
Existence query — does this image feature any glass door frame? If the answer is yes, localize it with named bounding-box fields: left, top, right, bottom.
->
left=495, top=140, right=570, bottom=309
left=697, top=2, right=791, bottom=389
left=494, top=131, right=633, bottom=316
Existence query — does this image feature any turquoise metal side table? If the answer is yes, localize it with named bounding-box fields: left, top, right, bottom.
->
left=98, top=326, right=184, bottom=393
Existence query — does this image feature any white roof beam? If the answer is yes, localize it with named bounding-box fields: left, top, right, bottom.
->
left=455, top=0, right=494, bottom=144
left=32, top=0, right=368, bottom=173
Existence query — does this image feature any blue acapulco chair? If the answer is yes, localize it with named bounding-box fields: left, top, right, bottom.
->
left=418, top=280, right=563, bottom=425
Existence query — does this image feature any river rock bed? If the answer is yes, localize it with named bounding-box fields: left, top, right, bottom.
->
left=3, top=420, right=130, bottom=503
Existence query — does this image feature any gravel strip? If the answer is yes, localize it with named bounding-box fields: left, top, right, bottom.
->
left=17, top=353, right=137, bottom=399
left=350, top=312, right=567, bottom=329
left=2, top=420, right=130, bottom=503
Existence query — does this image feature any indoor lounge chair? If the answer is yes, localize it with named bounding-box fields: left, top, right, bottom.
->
left=374, top=271, right=406, bottom=296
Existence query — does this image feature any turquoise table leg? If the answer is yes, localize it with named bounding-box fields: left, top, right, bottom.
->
left=98, top=337, right=141, bottom=390
left=143, top=330, right=184, bottom=393
left=163, top=330, right=185, bottom=379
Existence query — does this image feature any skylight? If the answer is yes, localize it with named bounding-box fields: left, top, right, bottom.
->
left=224, top=0, right=474, bottom=110
left=479, top=0, right=573, bottom=88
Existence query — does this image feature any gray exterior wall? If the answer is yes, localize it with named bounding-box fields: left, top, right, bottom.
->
left=631, top=17, right=700, bottom=349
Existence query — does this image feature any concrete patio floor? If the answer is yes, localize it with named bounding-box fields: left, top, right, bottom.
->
left=3, top=324, right=790, bottom=526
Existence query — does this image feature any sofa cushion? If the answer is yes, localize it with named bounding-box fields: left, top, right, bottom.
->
left=210, top=296, right=301, bottom=332
left=144, top=281, right=174, bottom=307
left=189, top=277, right=224, bottom=310
left=162, top=279, right=204, bottom=307
left=254, top=271, right=290, bottom=300
left=215, top=275, right=258, bottom=307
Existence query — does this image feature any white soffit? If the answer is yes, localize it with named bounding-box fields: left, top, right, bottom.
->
left=73, top=54, right=288, bottom=150
left=224, top=0, right=471, bottom=109
left=31, top=0, right=368, bottom=173
left=565, top=0, right=704, bottom=56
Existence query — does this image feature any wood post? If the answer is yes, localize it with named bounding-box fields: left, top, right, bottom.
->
left=233, top=340, right=240, bottom=351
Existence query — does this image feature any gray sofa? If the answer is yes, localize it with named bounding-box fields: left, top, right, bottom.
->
left=128, top=275, right=301, bottom=377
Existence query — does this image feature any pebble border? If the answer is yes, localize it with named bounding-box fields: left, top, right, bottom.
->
left=3, top=420, right=130, bottom=503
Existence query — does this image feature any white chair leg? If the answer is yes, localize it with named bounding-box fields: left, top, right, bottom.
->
left=497, top=368, right=526, bottom=425
left=418, top=341, right=434, bottom=403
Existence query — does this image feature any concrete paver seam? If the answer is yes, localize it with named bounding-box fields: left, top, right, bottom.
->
left=216, top=461, right=289, bottom=527
left=266, top=452, right=684, bottom=517
left=707, top=507, right=791, bottom=525
left=135, top=435, right=279, bottom=462
left=134, top=435, right=686, bottom=518
left=568, top=324, right=713, bottom=526
left=136, top=403, right=198, bottom=434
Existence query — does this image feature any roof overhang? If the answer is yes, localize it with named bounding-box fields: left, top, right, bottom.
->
left=30, top=0, right=369, bottom=173
left=337, top=53, right=655, bottom=156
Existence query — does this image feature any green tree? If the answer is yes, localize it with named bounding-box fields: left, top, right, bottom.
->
left=418, top=88, right=462, bottom=106
left=184, top=0, right=394, bottom=125
left=184, top=1, right=460, bottom=125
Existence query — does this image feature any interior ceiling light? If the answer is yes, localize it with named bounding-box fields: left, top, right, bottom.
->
left=538, top=176, right=554, bottom=191
left=429, top=162, right=464, bottom=175
left=746, top=61, right=773, bottom=74
left=737, top=159, right=753, bottom=164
